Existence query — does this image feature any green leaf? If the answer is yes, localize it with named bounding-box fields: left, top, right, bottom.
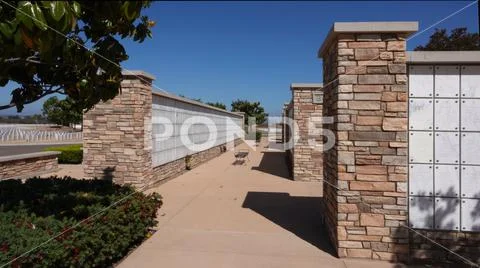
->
left=14, top=29, right=22, bottom=46
left=71, top=1, right=81, bottom=17
left=32, top=3, right=48, bottom=31
left=50, top=1, right=66, bottom=21
left=0, top=22, right=14, bottom=38
left=16, top=1, right=34, bottom=31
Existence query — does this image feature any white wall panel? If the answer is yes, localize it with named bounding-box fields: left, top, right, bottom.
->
left=434, top=99, right=459, bottom=131
left=461, top=132, right=480, bottom=165
left=434, top=198, right=460, bottom=231
left=409, top=164, right=433, bottom=196
left=409, top=99, right=433, bottom=130
left=461, top=99, right=480, bottom=131
left=461, top=166, right=480, bottom=198
left=409, top=131, right=433, bottom=163
left=434, top=132, right=459, bottom=164
left=409, top=65, right=433, bottom=97
left=152, top=95, right=243, bottom=167
left=434, top=65, right=460, bottom=97
left=461, top=66, right=480, bottom=98
left=434, top=165, right=459, bottom=197
left=409, top=197, right=434, bottom=229
left=461, top=199, right=480, bottom=232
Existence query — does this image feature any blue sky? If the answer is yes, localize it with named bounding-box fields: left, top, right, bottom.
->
left=0, top=1, right=478, bottom=116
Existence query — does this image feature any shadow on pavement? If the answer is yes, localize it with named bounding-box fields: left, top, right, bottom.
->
left=242, top=191, right=336, bottom=257
left=251, top=151, right=291, bottom=180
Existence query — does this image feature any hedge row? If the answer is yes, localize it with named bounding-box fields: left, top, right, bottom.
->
left=44, top=144, right=83, bottom=164
left=0, top=177, right=162, bottom=267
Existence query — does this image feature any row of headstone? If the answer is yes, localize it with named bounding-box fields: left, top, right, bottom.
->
left=0, top=127, right=82, bottom=143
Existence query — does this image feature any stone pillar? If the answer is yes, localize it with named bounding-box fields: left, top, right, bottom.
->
left=83, top=71, right=155, bottom=188
left=290, top=83, right=324, bottom=182
left=318, top=22, right=418, bottom=261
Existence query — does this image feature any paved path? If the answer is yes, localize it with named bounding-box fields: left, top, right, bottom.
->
left=119, top=140, right=402, bottom=268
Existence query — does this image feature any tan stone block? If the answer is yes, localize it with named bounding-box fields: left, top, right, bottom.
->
left=354, top=93, right=382, bottom=101
left=360, top=213, right=385, bottom=227
left=338, top=151, right=355, bottom=165
left=356, top=116, right=382, bottom=126
left=358, top=75, right=394, bottom=85
left=387, top=41, right=406, bottom=51
left=389, top=173, right=407, bottom=182
left=347, top=248, right=372, bottom=258
left=388, top=64, right=406, bottom=74
left=349, top=131, right=396, bottom=141
left=349, top=101, right=380, bottom=110
left=367, top=66, right=388, bottom=74
left=382, top=92, right=397, bottom=102
left=382, top=118, right=407, bottom=131
left=356, top=165, right=387, bottom=175
left=382, top=155, right=406, bottom=166
left=379, top=51, right=393, bottom=60
left=387, top=102, right=407, bottom=112
left=356, top=174, right=387, bottom=181
left=350, top=181, right=395, bottom=192
left=339, top=75, right=358, bottom=84
left=339, top=241, right=364, bottom=248
left=339, top=48, right=354, bottom=56
left=338, top=227, right=347, bottom=240
left=346, top=65, right=367, bottom=74
left=353, top=85, right=384, bottom=93
left=339, top=85, right=353, bottom=93
left=349, top=42, right=386, bottom=49
left=367, top=227, right=390, bottom=236
left=362, top=196, right=396, bottom=205
left=357, top=60, right=389, bottom=66
left=338, top=203, right=358, bottom=213
left=396, top=74, right=407, bottom=84
left=355, top=48, right=380, bottom=60
left=349, top=235, right=382, bottom=242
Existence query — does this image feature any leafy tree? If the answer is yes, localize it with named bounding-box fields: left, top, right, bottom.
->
left=231, top=99, right=268, bottom=125
left=206, top=101, right=226, bottom=110
left=42, top=96, right=82, bottom=126
left=0, top=1, right=154, bottom=112
left=415, top=28, right=480, bottom=51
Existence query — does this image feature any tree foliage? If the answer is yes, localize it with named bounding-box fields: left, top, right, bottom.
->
left=206, top=101, right=226, bottom=110
left=42, top=96, right=82, bottom=126
left=415, top=28, right=480, bottom=51
left=0, top=1, right=154, bottom=112
left=231, top=99, right=268, bottom=125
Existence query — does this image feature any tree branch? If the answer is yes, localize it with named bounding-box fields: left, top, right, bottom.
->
left=0, top=87, right=64, bottom=111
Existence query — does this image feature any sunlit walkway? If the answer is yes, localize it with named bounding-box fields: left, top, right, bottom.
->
left=118, top=139, right=400, bottom=268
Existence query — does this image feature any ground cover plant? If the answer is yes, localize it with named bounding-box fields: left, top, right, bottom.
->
left=0, top=177, right=162, bottom=267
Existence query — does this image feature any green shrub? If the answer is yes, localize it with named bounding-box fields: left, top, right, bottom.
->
left=0, top=177, right=162, bottom=267
left=44, top=144, right=83, bottom=164
left=255, top=131, right=262, bottom=142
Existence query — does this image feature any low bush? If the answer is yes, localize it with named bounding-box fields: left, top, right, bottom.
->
left=255, top=131, right=262, bottom=142
left=0, top=177, right=162, bottom=267
left=44, top=144, right=83, bottom=164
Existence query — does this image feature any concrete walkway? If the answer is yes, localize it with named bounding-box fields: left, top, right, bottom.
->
left=118, top=139, right=403, bottom=268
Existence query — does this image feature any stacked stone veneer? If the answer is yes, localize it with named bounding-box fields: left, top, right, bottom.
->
left=83, top=71, right=241, bottom=188
left=319, top=25, right=414, bottom=261
left=83, top=72, right=153, bottom=187
left=289, top=84, right=324, bottom=182
left=0, top=152, right=60, bottom=180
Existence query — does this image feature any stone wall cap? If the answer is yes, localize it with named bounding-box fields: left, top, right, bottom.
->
left=121, top=70, right=156, bottom=81
left=290, top=83, right=323, bottom=90
left=318, top=21, right=419, bottom=58
left=152, top=91, right=243, bottom=118
left=407, top=51, right=480, bottom=64
left=0, top=151, right=61, bottom=164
